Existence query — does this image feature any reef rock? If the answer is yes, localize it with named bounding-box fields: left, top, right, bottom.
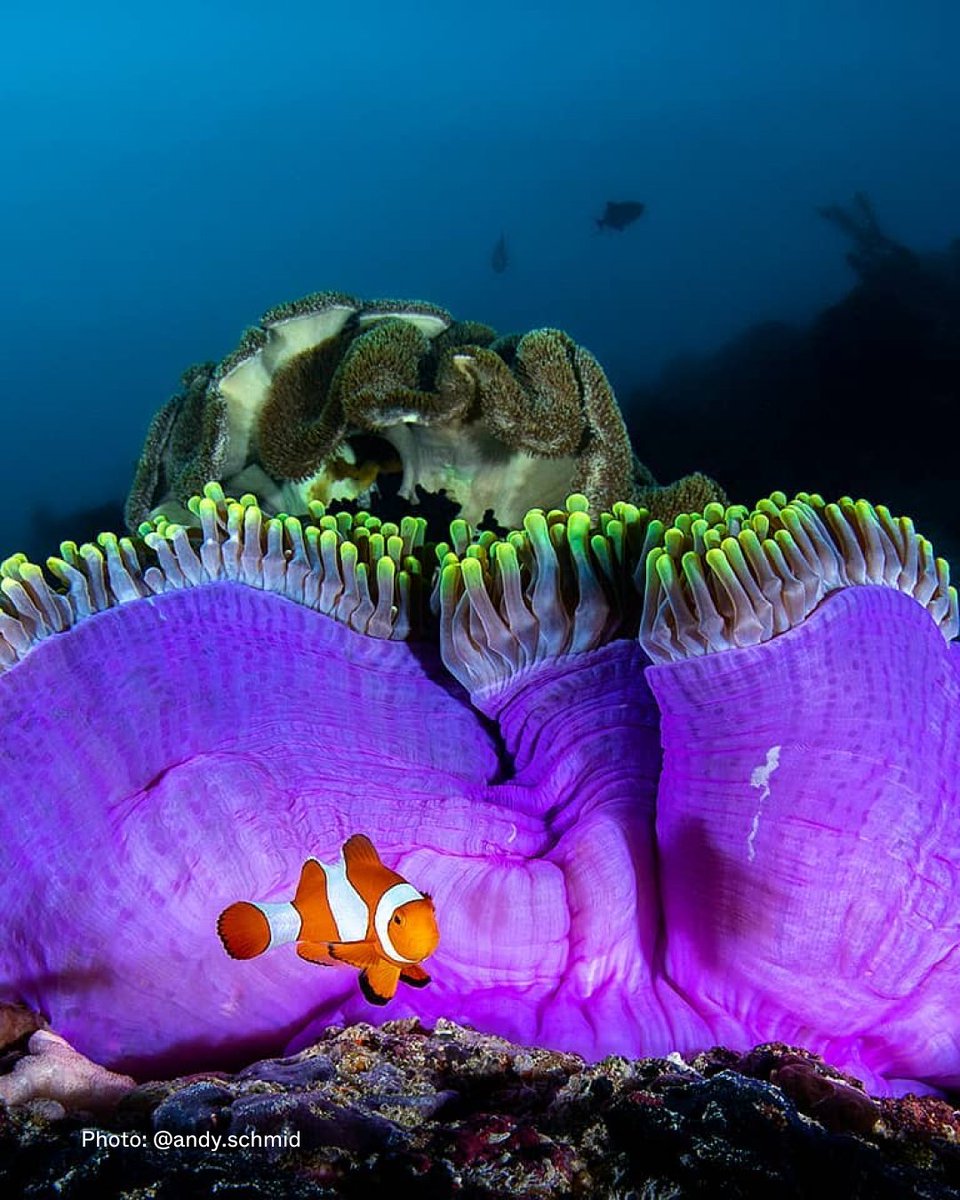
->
left=2, top=1020, right=959, bottom=1198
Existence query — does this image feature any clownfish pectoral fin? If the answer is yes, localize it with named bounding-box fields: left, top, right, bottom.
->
left=327, top=940, right=382, bottom=971
left=342, top=834, right=381, bottom=870
left=399, top=963, right=431, bottom=988
left=217, top=902, right=272, bottom=960
left=359, top=961, right=401, bottom=1005
left=296, top=941, right=338, bottom=967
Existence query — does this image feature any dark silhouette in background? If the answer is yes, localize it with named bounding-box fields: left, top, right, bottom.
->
left=490, top=231, right=509, bottom=274
left=595, top=200, right=646, bottom=231
left=627, top=193, right=960, bottom=564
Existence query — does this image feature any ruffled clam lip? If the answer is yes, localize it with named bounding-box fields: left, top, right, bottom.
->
left=646, top=585, right=960, bottom=1094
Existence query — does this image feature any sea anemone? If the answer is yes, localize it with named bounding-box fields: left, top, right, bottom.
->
left=1, top=296, right=957, bottom=1101
left=124, top=292, right=658, bottom=533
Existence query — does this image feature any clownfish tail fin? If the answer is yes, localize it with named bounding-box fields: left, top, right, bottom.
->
left=217, top=901, right=271, bottom=959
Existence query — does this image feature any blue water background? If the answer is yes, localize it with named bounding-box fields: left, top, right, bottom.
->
left=1, top=1, right=957, bottom=558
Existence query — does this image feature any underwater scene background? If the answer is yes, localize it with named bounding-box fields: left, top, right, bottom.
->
left=2, top=0, right=958, bottom=563
left=2, top=3, right=960, bottom=1194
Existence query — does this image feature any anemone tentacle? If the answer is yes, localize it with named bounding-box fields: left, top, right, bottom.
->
left=4, top=487, right=956, bottom=676
left=639, top=491, right=958, bottom=662
left=432, top=494, right=662, bottom=698
left=0, top=484, right=435, bottom=666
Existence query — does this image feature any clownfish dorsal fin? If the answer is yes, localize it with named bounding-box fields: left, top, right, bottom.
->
left=294, top=858, right=326, bottom=910
left=342, top=834, right=381, bottom=870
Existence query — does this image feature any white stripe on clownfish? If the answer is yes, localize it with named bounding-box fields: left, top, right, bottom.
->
left=322, top=849, right=369, bottom=942
left=251, top=901, right=302, bottom=949
left=375, top=882, right=424, bottom=963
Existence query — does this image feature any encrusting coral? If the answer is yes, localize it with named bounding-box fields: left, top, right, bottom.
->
left=1, top=289, right=959, bottom=1104
left=635, top=469, right=726, bottom=525
left=0, top=1030, right=135, bottom=1112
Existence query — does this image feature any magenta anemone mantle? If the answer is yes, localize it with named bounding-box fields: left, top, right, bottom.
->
left=0, top=484, right=957, bottom=1098
left=0, top=285, right=958, bottom=1099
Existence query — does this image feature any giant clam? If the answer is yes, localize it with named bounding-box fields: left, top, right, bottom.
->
left=0, top=292, right=957, bottom=1098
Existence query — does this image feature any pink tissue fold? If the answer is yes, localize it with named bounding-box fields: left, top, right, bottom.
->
left=0, top=579, right=957, bottom=1097
left=0, top=583, right=665, bottom=1075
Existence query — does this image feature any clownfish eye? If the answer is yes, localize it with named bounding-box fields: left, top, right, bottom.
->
left=393, top=914, right=402, bottom=924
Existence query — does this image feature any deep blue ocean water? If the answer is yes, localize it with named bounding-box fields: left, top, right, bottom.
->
left=2, top=1, right=957, bottom=563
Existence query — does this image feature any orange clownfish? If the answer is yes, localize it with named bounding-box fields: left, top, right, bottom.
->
left=216, top=834, right=439, bottom=1005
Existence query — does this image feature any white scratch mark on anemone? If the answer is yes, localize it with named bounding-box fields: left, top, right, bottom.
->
left=747, top=745, right=781, bottom=863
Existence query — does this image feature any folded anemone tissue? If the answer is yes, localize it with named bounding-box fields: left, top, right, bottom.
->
left=0, top=290, right=957, bottom=1116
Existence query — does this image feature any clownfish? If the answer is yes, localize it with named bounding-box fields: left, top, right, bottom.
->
left=216, top=834, right=439, bottom=1005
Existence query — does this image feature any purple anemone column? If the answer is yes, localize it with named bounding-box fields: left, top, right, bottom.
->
left=646, top=585, right=960, bottom=1095
left=295, top=639, right=684, bottom=1059
left=462, top=640, right=709, bottom=1060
